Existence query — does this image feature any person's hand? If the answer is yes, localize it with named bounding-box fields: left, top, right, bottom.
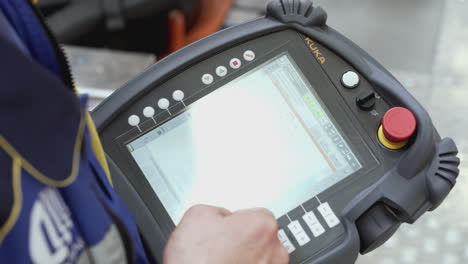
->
left=163, top=205, right=289, bottom=264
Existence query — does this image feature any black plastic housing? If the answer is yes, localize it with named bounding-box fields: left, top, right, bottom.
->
left=92, top=1, right=460, bottom=263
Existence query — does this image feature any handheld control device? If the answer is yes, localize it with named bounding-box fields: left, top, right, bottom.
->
left=92, top=1, right=461, bottom=263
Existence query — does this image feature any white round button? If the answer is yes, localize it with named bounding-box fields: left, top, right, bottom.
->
left=230, top=58, right=242, bottom=69
left=128, top=115, right=140, bottom=127
left=243, top=50, right=255, bottom=61
left=201, top=74, right=214, bottom=85
left=216, top=66, right=228, bottom=77
left=143, top=107, right=155, bottom=118
left=342, top=71, right=360, bottom=89
left=172, top=90, right=185, bottom=101
left=158, top=98, right=170, bottom=110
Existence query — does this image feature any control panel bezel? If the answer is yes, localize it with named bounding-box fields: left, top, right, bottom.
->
left=93, top=2, right=459, bottom=263
left=101, top=30, right=394, bottom=263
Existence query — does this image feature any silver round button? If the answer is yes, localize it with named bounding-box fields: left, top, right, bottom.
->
left=143, top=107, right=155, bottom=118
left=342, top=71, right=360, bottom=89
left=216, top=66, right=228, bottom=77
left=243, top=50, right=255, bottom=61
left=158, top=98, right=170, bottom=110
left=128, top=115, right=140, bottom=127
left=201, top=74, right=214, bottom=85
left=229, top=58, right=242, bottom=69
left=172, top=90, right=185, bottom=101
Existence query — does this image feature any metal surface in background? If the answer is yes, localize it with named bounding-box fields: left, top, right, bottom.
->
left=65, top=46, right=155, bottom=110
left=69, top=0, right=467, bottom=262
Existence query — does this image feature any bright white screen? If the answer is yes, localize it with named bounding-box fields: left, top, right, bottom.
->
left=128, top=53, right=361, bottom=224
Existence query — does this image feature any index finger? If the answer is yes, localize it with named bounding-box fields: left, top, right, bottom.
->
left=183, top=204, right=232, bottom=220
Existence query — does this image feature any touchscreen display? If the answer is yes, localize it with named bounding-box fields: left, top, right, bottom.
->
left=127, top=53, right=361, bottom=224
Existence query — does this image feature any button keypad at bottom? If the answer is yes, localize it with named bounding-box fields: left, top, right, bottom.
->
left=278, top=229, right=296, bottom=253
left=278, top=203, right=342, bottom=254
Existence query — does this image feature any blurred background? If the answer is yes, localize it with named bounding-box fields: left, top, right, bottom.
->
left=37, top=0, right=468, bottom=263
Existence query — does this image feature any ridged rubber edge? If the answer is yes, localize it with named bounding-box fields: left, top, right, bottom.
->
left=427, top=138, right=460, bottom=210
left=266, top=0, right=327, bottom=28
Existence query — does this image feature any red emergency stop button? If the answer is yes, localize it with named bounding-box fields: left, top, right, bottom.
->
left=378, top=107, right=417, bottom=150
left=382, top=107, right=417, bottom=142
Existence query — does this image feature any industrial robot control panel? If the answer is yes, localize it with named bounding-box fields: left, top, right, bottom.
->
left=92, top=1, right=461, bottom=263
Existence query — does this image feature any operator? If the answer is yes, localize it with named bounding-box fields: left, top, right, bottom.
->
left=0, top=1, right=289, bottom=263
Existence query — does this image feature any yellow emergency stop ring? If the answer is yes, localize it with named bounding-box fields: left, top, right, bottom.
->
left=378, top=125, right=408, bottom=150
